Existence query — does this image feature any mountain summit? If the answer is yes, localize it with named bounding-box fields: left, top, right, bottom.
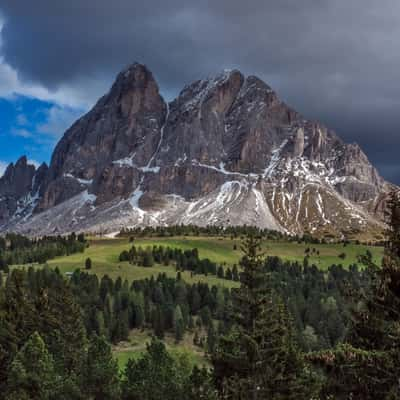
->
left=0, top=63, right=394, bottom=237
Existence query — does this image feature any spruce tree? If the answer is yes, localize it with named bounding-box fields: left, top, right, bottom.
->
left=312, top=191, right=400, bottom=399
left=85, top=257, right=92, bottom=270
left=173, top=305, right=185, bottom=343
left=6, top=332, right=57, bottom=400
left=84, top=335, right=120, bottom=400
left=0, top=269, right=35, bottom=392
left=185, top=365, right=217, bottom=400
left=212, top=235, right=320, bottom=400
left=121, top=338, right=190, bottom=400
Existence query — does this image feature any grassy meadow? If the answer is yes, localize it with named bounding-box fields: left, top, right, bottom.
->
left=38, top=236, right=384, bottom=282
left=113, top=329, right=209, bottom=370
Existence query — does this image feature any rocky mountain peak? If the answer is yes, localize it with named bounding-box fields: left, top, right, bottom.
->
left=1, top=156, right=35, bottom=196
left=0, top=63, right=395, bottom=238
left=108, top=62, right=163, bottom=115
left=37, top=61, right=167, bottom=212
left=0, top=156, right=48, bottom=226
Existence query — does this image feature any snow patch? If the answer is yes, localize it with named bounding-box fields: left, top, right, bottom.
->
left=64, top=173, right=93, bottom=185
left=263, top=139, right=288, bottom=178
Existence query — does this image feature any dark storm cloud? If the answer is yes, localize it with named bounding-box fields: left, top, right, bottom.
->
left=0, top=0, right=399, bottom=182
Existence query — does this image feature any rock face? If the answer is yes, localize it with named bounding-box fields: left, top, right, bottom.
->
left=0, top=63, right=395, bottom=237
left=36, top=63, right=167, bottom=212
left=0, top=157, right=48, bottom=226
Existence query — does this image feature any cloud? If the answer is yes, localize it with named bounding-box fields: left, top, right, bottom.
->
left=37, top=105, right=82, bottom=139
left=16, top=113, right=27, bottom=125
left=11, top=127, right=32, bottom=138
left=0, top=21, right=100, bottom=109
left=0, top=1, right=399, bottom=182
left=27, top=159, right=40, bottom=169
left=0, top=160, right=7, bottom=177
left=0, top=55, right=99, bottom=109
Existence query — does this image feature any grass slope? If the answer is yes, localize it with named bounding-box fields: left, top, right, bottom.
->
left=113, top=330, right=208, bottom=370
left=37, top=236, right=384, bottom=287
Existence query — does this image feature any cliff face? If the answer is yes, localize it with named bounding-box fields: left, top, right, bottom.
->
left=36, top=63, right=167, bottom=212
left=0, top=63, right=394, bottom=237
left=0, top=157, right=48, bottom=226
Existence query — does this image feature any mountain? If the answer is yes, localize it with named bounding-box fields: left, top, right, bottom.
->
left=0, top=63, right=394, bottom=238
left=0, top=157, right=48, bottom=227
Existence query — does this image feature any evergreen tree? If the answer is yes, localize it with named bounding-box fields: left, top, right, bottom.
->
left=152, top=306, right=165, bottom=339
left=84, top=335, right=120, bottom=400
left=6, top=332, right=57, bottom=400
left=143, top=250, right=154, bottom=267
left=207, top=322, right=217, bottom=354
left=35, top=276, right=87, bottom=386
left=311, top=191, right=400, bottom=399
left=225, top=268, right=233, bottom=280
left=185, top=365, right=217, bottom=400
left=173, top=305, right=185, bottom=343
left=232, top=265, right=240, bottom=282
left=85, top=257, right=92, bottom=270
left=121, top=338, right=191, bottom=400
left=212, top=235, right=319, bottom=400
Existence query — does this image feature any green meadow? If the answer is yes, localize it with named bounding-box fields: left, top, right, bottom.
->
left=39, top=236, right=383, bottom=281
left=113, top=330, right=209, bottom=371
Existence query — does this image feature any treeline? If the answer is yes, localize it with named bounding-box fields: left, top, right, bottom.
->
left=118, top=224, right=287, bottom=240
left=119, top=245, right=240, bottom=281
left=118, top=224, right=382, bottom=246
left=0, top=232, right=86, bottom=270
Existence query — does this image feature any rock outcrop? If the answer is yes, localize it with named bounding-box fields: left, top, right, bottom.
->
left=0, top=157, right=48, bottom=226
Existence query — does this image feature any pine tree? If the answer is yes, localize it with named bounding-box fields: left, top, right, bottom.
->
left=85, top=257, right=92, bottom=270
left=207, top=322, right=217, bottom=354
left=185, top=365, right=217, bottom=400
left=84, top=335, right=120, bottom=400
left=212, top=235, right=320, bottom=400
left=6, top=332, right=57, bottom=400
left=0, top=269, right=35, bottom=392
left=173, top=305, right=185, bottom=343
left=232, top=265, right=240, bottom=282
left=121, top=338, right=190, bottom=400
left=35, top=277, right=87, bottom=382
left=311, top=191, right=400, bottom=399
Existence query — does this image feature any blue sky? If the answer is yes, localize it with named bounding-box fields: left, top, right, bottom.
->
left=0, top=95, right=84, bottom=174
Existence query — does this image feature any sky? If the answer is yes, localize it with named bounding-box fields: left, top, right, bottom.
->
left=0, top=1, right=399, bottom=183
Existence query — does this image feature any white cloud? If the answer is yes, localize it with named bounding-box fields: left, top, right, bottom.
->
left=0, top=160, right=8, bottom=177
left=0, top=58, right=96, bottom=110
left=27, top=159, right=40, bottom=169
left=0, top=20, right=96, bottom=109
left=11, top=128, right=32, bottom=138
left=37, top=105, right=82, bottom=139
left=16, top=113, right=28, bottom=125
